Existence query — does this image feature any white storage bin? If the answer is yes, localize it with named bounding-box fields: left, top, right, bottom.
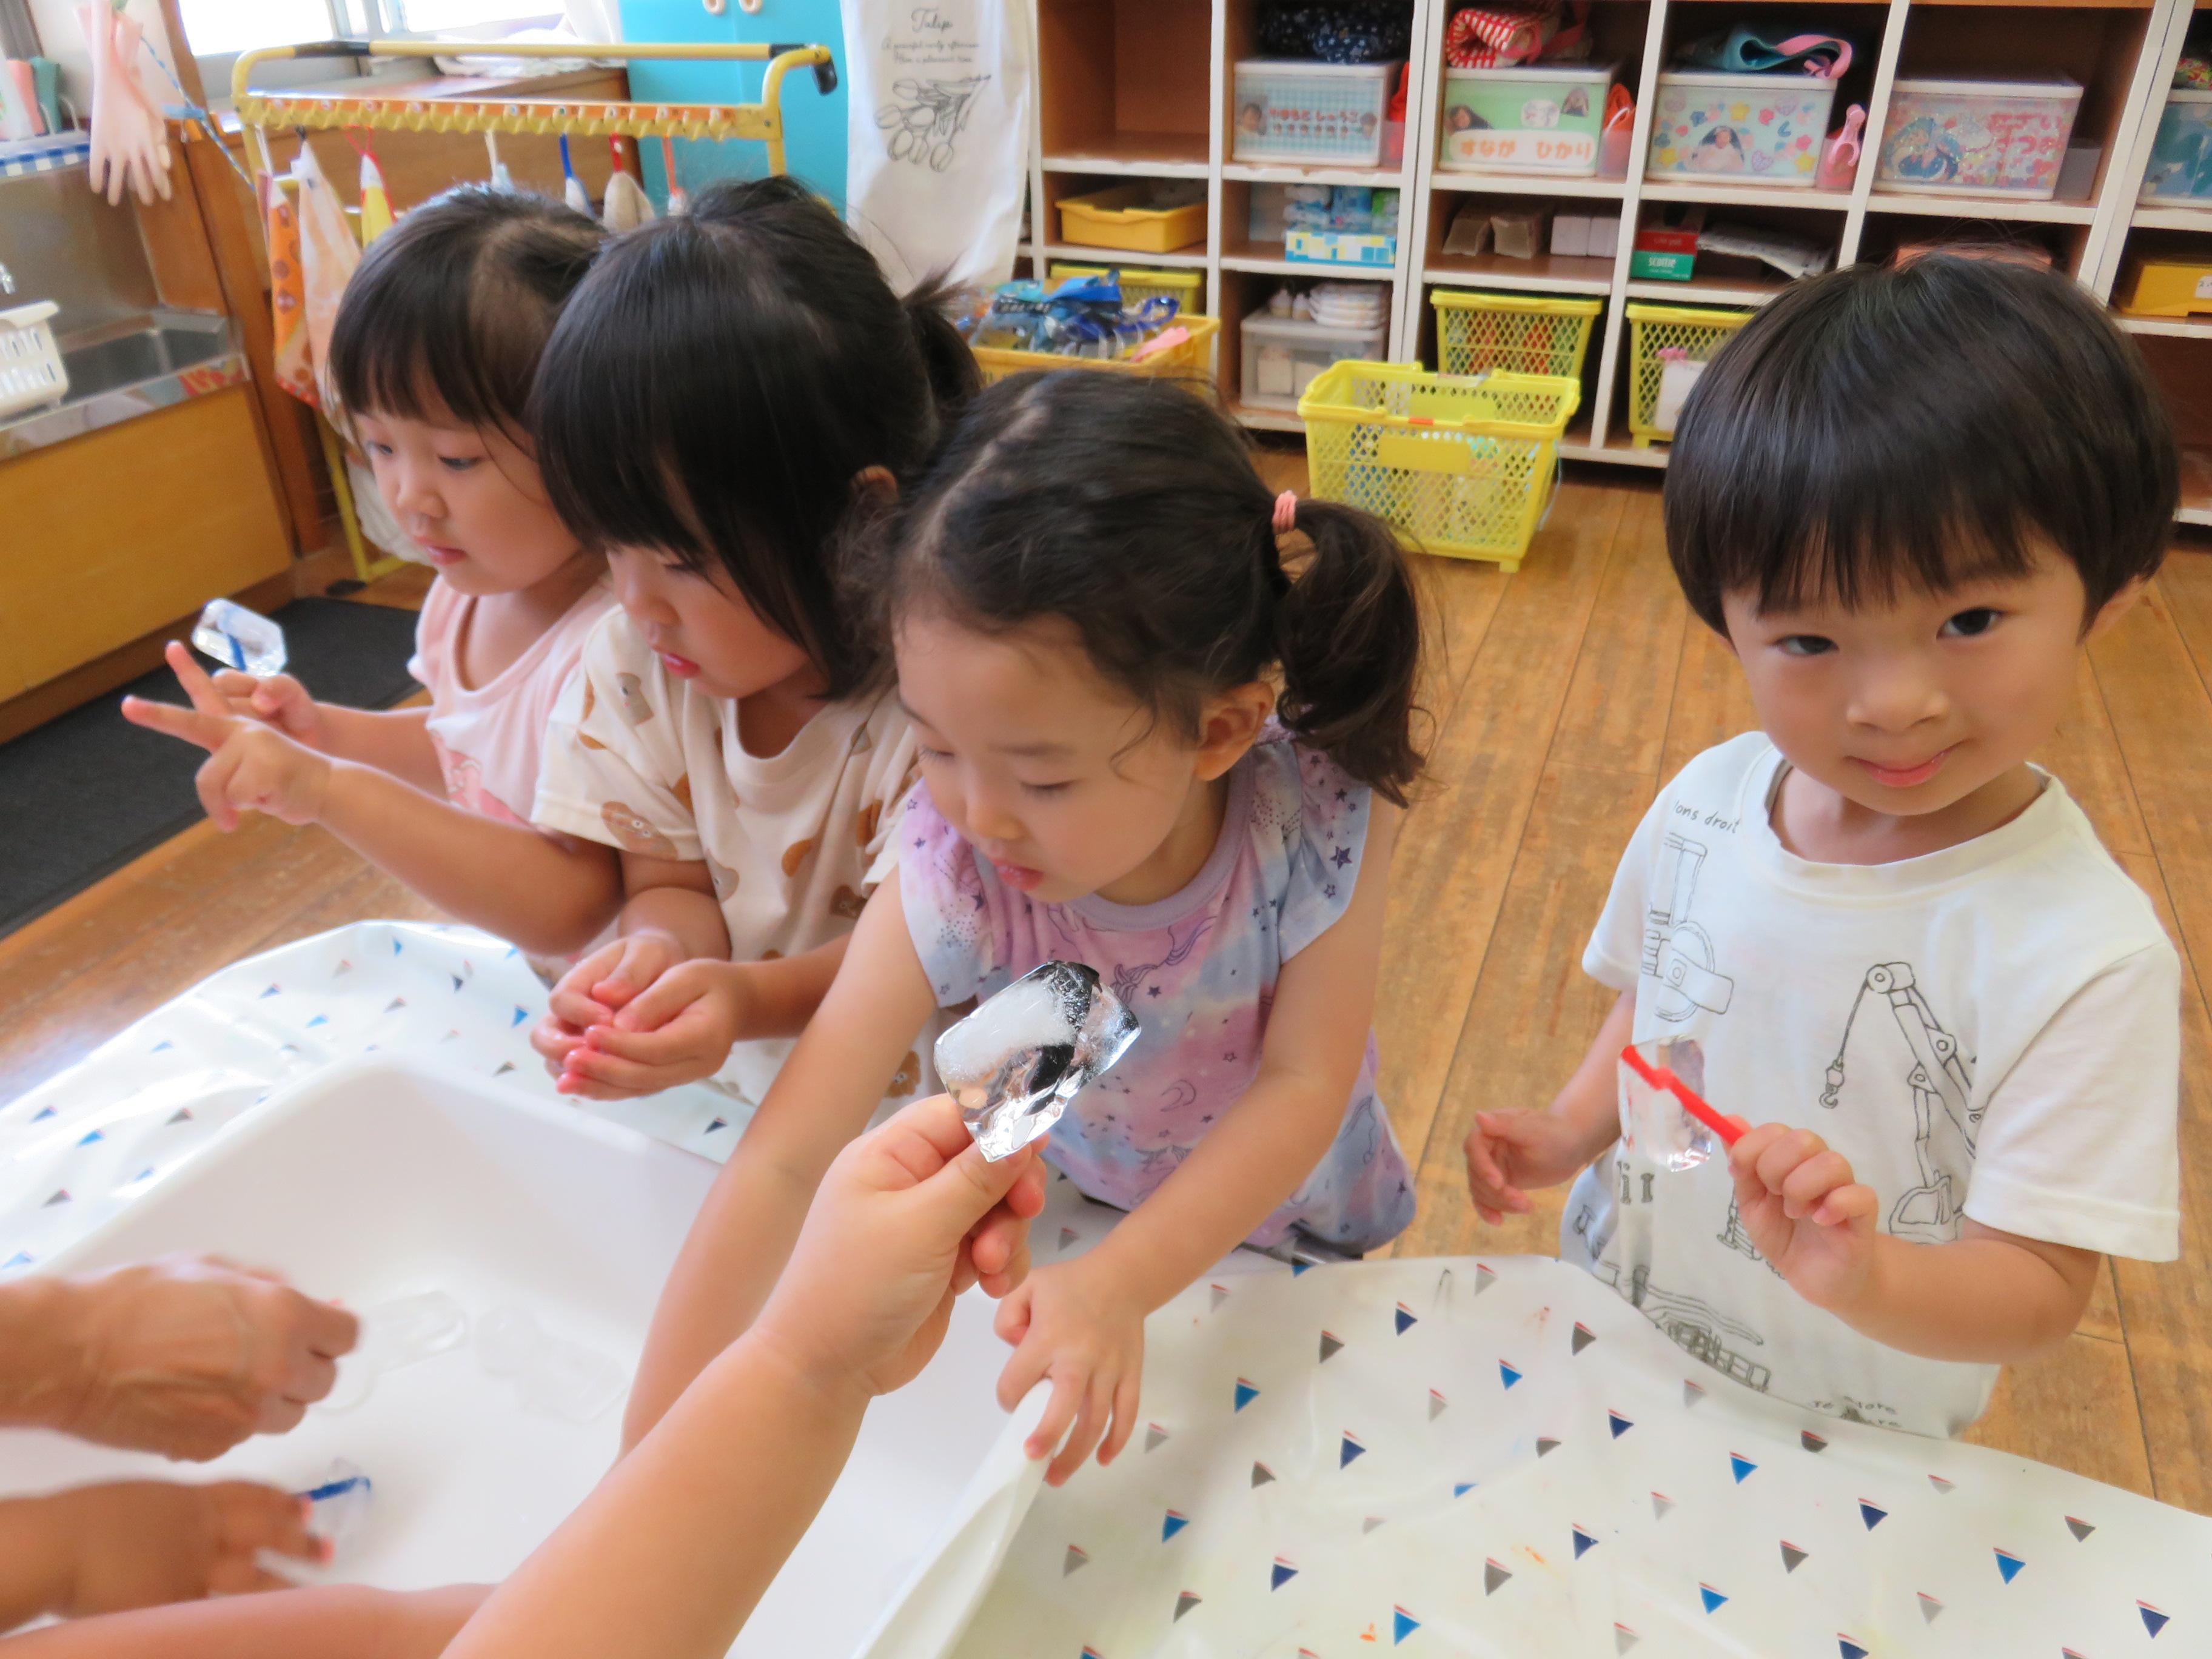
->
left=1233, top=59, right=1399, bottom=168
left=1877, top=78, right=2082, bottom=199
left=1646, top=70, right=1838, bottom=188
left=1241, top=310, right=1388, bottom=411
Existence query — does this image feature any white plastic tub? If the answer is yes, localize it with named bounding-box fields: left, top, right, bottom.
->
left=1646, top=69, right=1838, bottom=188
left=1877, top=77, right=2083, bottom=199
left=0, top=1059, right=1016, bottom=1654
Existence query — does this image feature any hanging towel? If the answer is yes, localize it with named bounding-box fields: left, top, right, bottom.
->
left=357, top=150, right=394, bottom=243
left=260, top=169, right=313, bottom=405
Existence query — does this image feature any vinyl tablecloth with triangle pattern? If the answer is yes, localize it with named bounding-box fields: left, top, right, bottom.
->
left=4, top=922, right=2210, bottom=1657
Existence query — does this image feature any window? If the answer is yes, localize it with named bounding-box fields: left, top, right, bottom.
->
left=178, top=0, right=558, bottom=58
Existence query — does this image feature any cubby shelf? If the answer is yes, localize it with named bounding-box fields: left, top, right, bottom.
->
left=1428, top=253, right=1615, bottom=294
left=2134, top=203, right=2212, bottom=232
left=1041, top=242, right=1212, bottom=270
left=1430, top=173, right=1629, bottom=199
left=1864, top=190, right=2099, bottom=224
left=1623, top=276, right=1790, bottom=306
left=1016, top=0, right=2212, bottom=524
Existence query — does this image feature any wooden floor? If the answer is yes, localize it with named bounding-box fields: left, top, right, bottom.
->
left=5, top=473, right=2211, bottom=1510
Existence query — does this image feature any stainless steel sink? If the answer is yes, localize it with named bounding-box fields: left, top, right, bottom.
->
left=1, top=309, right=249, bottom=461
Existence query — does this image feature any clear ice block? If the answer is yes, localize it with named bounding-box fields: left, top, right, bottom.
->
left=318, top=1290, right=469, bottom=1415
left=935, top=961, right=1141, bottom=1161
left=1618, top=1036, right=1720, bottom=1172
left=191, top=598, right=288, bottom=677
left=477, top=1305, right=626, bottom=1424
left=295, top=1459, right=374, bottom=1555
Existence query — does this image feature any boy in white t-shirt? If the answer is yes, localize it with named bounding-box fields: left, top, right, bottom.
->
left=1463, top=256, right=2185, bottom=1437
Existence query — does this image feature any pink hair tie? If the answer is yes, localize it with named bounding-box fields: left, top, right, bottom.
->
left=1272, top=490, right=1298, bottom=534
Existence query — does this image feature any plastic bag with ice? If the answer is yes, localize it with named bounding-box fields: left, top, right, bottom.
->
left=935, top=962, right=1140, bottom=1161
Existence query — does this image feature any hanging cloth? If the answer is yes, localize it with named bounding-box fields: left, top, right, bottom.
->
left=290, top=142, right=359, bottom=426
left=558, top=135, right=591, bottom=216
left=659, top=135, right=688, bottom=214
left=260, top=167, right=313, bottom=404
left=356, top=147, right=394, bottom=243
left=840, top=0, right=1033, bottom=289
left=600, top=137, right=654, bottom=231
left=486, top=131, right=517, bottom=191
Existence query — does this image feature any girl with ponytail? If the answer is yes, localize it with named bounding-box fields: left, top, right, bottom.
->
left=623, top=369, right=1428, bottom=1467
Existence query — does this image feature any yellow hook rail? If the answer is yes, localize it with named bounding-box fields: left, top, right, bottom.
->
left=232, top=37, right=836, bottom=586
left=231, top=38, right=837, bottom=179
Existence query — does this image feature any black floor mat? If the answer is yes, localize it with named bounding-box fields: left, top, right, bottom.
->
left=0, top=598, right=423, bottom=938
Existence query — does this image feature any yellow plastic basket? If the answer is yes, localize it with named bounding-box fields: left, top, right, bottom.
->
left=1048, top=263, right=1206, bottom=312
left=1297, top=360, right=1581, bottom=572
left=1623, top=302, right=1752, bottom=446
left=1432, top=290, right=1603, bottom=380
left=971, top=315, right=1221, bottom=386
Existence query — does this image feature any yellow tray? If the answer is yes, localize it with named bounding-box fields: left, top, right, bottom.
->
left=1057, top=185, right=1208, bottom=255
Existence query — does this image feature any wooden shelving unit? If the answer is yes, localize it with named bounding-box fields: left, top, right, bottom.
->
left=1017, top=0, right=2212, bottom=521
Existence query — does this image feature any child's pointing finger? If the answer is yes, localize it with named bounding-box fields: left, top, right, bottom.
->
left=120, top=694, right=236, bottom=756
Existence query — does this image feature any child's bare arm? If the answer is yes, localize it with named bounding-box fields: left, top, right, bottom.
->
left=0, top=1584, right=485, bottom=1658
left=1464, top=988, right=1631, bottom=1224
left=995, top=811, right=1398, bottom=1485
left=620, top=874, right=938, bottom=1449
left=122, top=656, right=622, bottom=956
left=1728, top=1124, right=2102, bottom=1361
left=0, top=1481, right=320, bottom=1631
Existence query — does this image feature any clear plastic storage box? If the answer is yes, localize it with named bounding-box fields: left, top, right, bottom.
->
left=1233, top=59, right=1400, bottom=168
left=2142, top=88, right=2212, bottom=201
left=1241, top=311, right=1389, bottom=410
left=1876, top=78, right=2082, bottom=199
left=1646, top=70, right=1838, bottom=188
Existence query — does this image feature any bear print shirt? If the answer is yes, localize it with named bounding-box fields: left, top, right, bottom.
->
left=534, top=608, right=927, bottom=1113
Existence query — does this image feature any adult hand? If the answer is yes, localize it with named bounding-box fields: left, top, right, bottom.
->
left=748, top=1093, right=1047, bottom=1401
left=50, top=1255, right=358, bottom=1461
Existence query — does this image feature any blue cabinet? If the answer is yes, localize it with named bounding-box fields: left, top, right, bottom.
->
left=618, top=0, right=849, bottom=208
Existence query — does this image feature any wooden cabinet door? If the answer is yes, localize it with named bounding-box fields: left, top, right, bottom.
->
left=0, top=386, right=291, bottom=694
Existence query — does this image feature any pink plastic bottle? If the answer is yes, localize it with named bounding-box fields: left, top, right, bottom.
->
left=1816, top=104, right=1866, bottom=193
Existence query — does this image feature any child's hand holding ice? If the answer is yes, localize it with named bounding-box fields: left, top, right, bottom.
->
left=1726, top=1123, right=1882, bottom=1311
left=121, top=647, right=333, bottom=831
left=993, top=1258, right=1147, bottom=1486
left=0, top=1478, right=325, bottom=1627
